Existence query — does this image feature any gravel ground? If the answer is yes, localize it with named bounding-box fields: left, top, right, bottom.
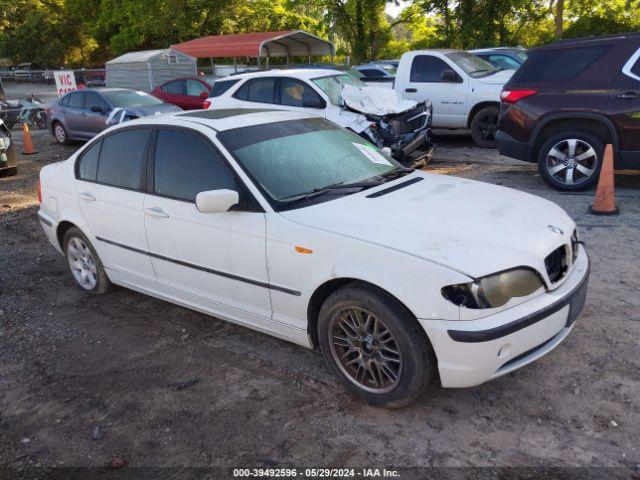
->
left=1, top=129, right=639, bottom=479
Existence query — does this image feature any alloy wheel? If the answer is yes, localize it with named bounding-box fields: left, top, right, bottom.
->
left=545, top=138, right=598, bottom=186
left=329, top=307, right=403, bottom=393
left=66, top=237, right=97, bottom=290
left=54, top=124, right=66, bottom=144
left=476, top=111, right=498, bottom=140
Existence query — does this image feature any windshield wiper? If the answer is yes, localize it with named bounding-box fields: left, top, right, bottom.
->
left=376, top=167, right=414, bottom=181
left=281, top=180, right=383, bottom=203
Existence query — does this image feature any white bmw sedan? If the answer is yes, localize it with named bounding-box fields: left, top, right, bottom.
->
left=38, top=109, right=589, bottom=408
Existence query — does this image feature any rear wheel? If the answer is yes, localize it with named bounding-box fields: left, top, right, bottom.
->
left=53, top=122, right=70, bottom=145
left=318, top=283, right=436, bottom=408
left=537, top=131, right=603, bottom=191
left=63, top=227, right=112, bottom=294
left=470, top=105, right=499, bottom=148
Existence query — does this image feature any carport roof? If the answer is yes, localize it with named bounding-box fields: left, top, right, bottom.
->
left=171, top=30, right=334, bottom=58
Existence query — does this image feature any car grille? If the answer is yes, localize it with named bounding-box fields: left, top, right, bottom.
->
left=388, top=103, right=428, bottom=135
left=545, top=245, right=569, bottom=283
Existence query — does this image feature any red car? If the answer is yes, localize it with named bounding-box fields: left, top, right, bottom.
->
left=151, top=77, right=211, bottom=110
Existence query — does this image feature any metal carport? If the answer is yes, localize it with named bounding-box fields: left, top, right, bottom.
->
left=171, top=30, right=334, bottom=70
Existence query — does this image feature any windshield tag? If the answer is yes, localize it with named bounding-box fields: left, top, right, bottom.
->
left=352, top=142, right=392, bottom=166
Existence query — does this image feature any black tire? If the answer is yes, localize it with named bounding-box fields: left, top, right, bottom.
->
left=63, top=227, right=112, bottom=294
left=318, top=282, right=436, bottom=408
left=537, top=130, right=604, bottom=191
left=52, top=121, right=70, bottom=145
left=470, top=105, right=500, bottom=148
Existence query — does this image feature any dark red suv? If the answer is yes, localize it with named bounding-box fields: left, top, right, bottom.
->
left=497, top=34, right=640, bottom=190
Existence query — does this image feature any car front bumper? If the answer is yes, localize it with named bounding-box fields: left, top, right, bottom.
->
left=419, top=246, right=589, bottom=388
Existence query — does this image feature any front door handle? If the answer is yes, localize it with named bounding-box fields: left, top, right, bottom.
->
left=145, top=207, right=169, bottom=219
left=78, top=191, right=96, bottom=202
left=405, top=88, right=417, bottom=93
left=617, top=91, right=639, bottom=99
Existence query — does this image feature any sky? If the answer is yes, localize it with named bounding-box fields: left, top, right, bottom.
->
left=385, top=0, right=409, bottom=18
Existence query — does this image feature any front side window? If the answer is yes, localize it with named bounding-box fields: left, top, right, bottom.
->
left=77, top=141, right=101, bottom=181
left=96, top=128, right=150, bottom=189
left=280, top=78, right=323, bottom=108
left=67, top=92, right=85, bottom=108
left=409, top=56, right=453, bottom=82
left=211, top=79, right=239, bottom=97
left=311, top=74, right=366, bottom=106
left=186, top=79, right=209, bottom=96
left=103, top=90, right=163, bottom=108
left=84, top=92, right=109, bottom=111
left=153, top=129, right=238, bottom=201
left=162, top=80, right=184, bottom=94
left=233, top=77, right=276, bottom=104
left=220, top=118, right=400, bottom=207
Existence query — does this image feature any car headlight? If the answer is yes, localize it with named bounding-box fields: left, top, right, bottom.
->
left=441, top=268, right=544, bottom=309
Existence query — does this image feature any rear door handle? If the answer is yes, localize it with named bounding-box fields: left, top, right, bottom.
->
left=405, top=88, right=417, bottom=93
left=145, top=207, right=169, bottom=219
left=78, top=192, right=95, bottom=202
left=617, top=91, right=639, bottom=99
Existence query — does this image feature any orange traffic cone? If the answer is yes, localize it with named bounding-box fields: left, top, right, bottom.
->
left=589, top=144, right=619, bottom=215
left=21, top=123, right=38, bottom=155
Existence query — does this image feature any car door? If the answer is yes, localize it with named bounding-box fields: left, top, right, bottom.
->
left=609, top=51, right=640, bottom=156
left=75, top=127, right=156, bottom=284
left=63, top=91, right=87, bottom=136
left=185, top=79, right=210, bottom=110
left=401, top=54, right=468, bottom=127
left=82, top=91, right=110, bottom=136
left=143, top=126, right=272, bottom=321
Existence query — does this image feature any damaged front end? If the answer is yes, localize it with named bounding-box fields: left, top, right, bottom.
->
left=341, top=85, right=435, bottom=167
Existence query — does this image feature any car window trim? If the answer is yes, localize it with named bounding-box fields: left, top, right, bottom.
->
left=74, top=124, right=152, bottom=192
left=622, top=46, right=640, bottom=82
left=146, top=125, right=264, bottom=212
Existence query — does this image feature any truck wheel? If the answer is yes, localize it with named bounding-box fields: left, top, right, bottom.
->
left=318, top=283, right=436, bottom=408
left=470, top=105, right=499, bottom=148
left=537, top=131, right=603, bottom=191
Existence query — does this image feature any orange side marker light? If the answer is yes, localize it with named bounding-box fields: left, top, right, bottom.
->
left=295, top=246, right=313, bottom=254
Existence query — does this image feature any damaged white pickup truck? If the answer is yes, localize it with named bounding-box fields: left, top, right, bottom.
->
left=205, top=69, right=434, bottom=166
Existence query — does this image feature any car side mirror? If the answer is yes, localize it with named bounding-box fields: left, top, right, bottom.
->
left=440, top=69, right=459, bottom=82
left=195, top=189, right=239, bottom=213
left=91, top=106, right=105, bottom=114
left=199, top=91, right=209, bottom=100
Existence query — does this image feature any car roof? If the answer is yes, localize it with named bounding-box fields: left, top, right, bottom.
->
left=406, top=49, right=462, bottom=55
left=469, top=47, right=525, bottom=53
left=118, top=108, right=319, bottom=133
left=534, top=33, right=640, bottom=51
left=223, top=68, right=345, bottom=81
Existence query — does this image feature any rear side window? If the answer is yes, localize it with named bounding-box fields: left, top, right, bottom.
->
left=186, top=79, right=209, bottom=96
left=97, top=129, right=150, bottom=190
left=67, top=92, right=85, bottom=108
left=512, top=46, right=609, bottom=83
left=77, top=141, right=101, bottom=181
left=410, top=56, right=451, bottom=82
left=210, top=79, right=239, bottom=97
left=233, top=78, right=276, bottom=103
left=153, top=129, right=239, bottom=201
left=632, top=58, right=640, bottom=77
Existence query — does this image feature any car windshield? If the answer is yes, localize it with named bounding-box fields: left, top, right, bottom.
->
left=103, top=90, right=163, bottom=108
left=219, top=118, right=403, bottom=209
left=312, top=74, right=367, bottom=106
left=446, top=52, right=499, bottom=77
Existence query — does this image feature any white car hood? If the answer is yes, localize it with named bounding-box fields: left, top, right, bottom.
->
left=342, top=84, right=418, bottom=116
left=280, top=172, right=575, bottom=281
left=475, top=69, right=514, bottom=86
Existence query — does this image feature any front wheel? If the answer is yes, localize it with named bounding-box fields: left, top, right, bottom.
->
left=53, top=122, right=70, bottom=145
left=318, top=283, right=436, bottom=408
left=537, top=131, right=603, bottom=191
left=470, top=105, right=500, bottom=148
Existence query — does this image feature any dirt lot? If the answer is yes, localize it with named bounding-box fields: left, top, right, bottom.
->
left=1, top=129, right=639, bottom=479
